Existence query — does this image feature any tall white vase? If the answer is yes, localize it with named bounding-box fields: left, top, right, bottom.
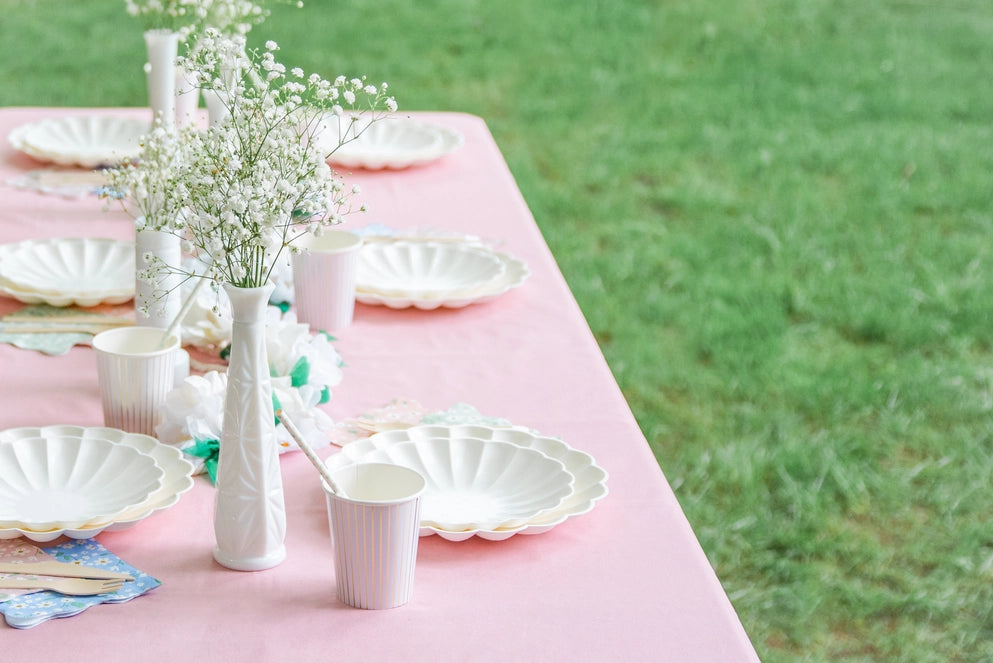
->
left=135, top=229, right=182, bottom=329
left=135, top=228, right=189, bottom=387
left=213, top=282, right=287, bottom=571
left=144, top=29, right=180, bottom=127
left=175, top=67, right=200, bottom=128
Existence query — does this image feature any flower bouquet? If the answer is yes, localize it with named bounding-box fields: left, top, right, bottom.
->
left=103, top=30, right=395, bottom=570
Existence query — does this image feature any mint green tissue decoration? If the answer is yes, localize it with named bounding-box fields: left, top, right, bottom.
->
left=185, top=438, right=220, bottom=483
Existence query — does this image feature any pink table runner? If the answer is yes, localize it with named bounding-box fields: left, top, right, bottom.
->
left=0, top=107, right=759, bottom=661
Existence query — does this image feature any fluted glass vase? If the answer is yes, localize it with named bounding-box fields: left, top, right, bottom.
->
left=213, top=282, right=287, bottom=571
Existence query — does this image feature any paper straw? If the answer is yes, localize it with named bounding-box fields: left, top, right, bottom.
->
left=159, top=277, right=207, bottom=349
left=276, top=408, right=343, bottom=495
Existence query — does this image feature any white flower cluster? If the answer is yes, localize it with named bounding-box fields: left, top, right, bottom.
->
left=102, top=122, right=183, bottom=229
left=109, top=30, right=396, bottom=291
left=124, top=0, right=298, bottom=36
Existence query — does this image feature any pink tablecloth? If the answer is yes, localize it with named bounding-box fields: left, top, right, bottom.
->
left=0, top=107, right=759, bottom=662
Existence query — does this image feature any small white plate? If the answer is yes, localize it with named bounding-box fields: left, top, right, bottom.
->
left=357, top=241, right=506, bottom=300
left=322, top=117, right=464, bottom=170
left=8, top=116, right=149, bottom=168
left=0, top=237, right=135, bottom=308
left=326, top=425, right=608, bottom=541
left=356, top=249, right=529, bottom=310
left=0, top=435, right=164, bottom=531
left=0, top=426, right=195, bottom=542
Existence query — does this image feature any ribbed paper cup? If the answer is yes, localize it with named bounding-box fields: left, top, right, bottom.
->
left=324, top=463, right=425, bottom=610
left=92, top=327, right=179, bottom=437
left=292, top=230, right=362, bottom=332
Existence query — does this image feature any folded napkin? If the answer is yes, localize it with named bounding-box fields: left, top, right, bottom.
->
left=5, top=168, right=108, bottom=200
left=0, top=538, right=160, bottom=629
left=0, top=304, right=133, bottom=356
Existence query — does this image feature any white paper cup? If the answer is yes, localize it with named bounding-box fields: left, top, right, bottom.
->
left=92, top=326, right=179, bottom=436
left=292, top=230, right=362, bottom=332
left=323, top=463, right=426, bottom=610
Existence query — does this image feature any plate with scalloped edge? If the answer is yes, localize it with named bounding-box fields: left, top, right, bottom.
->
left=0, top=436, right=163, bottom=532
left=319, top=117, right=464, bottom=170
left=0, top=238, right=135, bottom=307
left=324, top=424, right=608, bottom=541
left=0, top=426, right=195, bottom=542
left=355, top=250, right=530, bottom=310
left=8, top=115, right=149, bottom=167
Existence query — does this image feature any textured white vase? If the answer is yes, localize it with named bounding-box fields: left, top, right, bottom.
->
left=144, top=29, right=180, bottom=127
left=213, top=282, right=287, bottom=571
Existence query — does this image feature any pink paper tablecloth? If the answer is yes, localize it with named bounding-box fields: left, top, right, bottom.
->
left=0, top=107, right=759, bottom=662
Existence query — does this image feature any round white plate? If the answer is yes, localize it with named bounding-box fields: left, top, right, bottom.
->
left=326, top=425, right=607, bottom=541
left=356, top=248, right=529, bottom=310
left=0, top=426, right=195, bottom=542
left=322, top=117, right=464, bottom=170
left=329, top=437, right=573, bottom=532
left=0, top=435, right=164, bottom=531
left=0, top=237, right=135, bottom=308
left=357, top=241, right=506, bottom=300
left=8, top=116, right=149, bottom=168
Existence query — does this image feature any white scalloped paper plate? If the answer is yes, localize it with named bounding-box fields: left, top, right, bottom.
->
left=357, top=241, right=506, bottom=299
left=325, top=424, right=608, bottom=541
left=0, top=237, right=135, bottom=307
left=321, top=117, right=464, bottom=170
left=8, top=116, right=149, bottom=168
left=0, top=435, right=163, bottom=532
left=0, top=426, right=195, bottom=542
left=333, top=437, right=573, bottom=531
left=356, top=248, right=529, bottom=310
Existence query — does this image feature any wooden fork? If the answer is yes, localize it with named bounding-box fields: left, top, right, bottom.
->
left=0, top=576, right=125, bottom=596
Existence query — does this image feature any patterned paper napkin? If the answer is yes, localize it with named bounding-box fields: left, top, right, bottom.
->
left=0, top=304, right=134, bottom=356
left=327, top=399, right=515, bottom=446
left=0, top=538, right=160, bottom=629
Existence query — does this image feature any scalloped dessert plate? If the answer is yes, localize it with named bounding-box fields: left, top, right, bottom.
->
left=357, top=241, right=506, bottom=300
left=8, top=116, right=149, bottom=168
left=0, top=426, right=195, bottom=542
left=0, top=435, right=164, bottom=531
left=326, top=424, right=608, bottom=541
left=356, top=249, right=529, bottom=310
left=0, top=238, right=135, bottom=307
left=326, top=436, right=575, bottom=533
left=322, top=117, right=464, bottom=170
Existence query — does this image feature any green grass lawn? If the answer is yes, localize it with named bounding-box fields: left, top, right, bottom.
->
left=3, top=0, right=993, bottom=659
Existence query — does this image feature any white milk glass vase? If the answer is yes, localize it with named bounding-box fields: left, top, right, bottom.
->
left=135, top=224, right=188, bottom=387
left=175, top=67, right=200, bottom=128
left=143, top=29, right=180, bottom=127
left=213, top=282, right=287, bottom=571
left=135, top=229, right=181, bottom=329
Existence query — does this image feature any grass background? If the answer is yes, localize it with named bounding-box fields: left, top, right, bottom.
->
left=2, top=0, right=993, bottom=659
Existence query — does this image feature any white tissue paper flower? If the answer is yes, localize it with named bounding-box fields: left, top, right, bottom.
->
left=155, top=370, right=335, bottom=476
left=265, top=309, right=344, bottom=408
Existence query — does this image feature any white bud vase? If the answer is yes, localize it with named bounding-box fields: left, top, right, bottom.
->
left=135, top=227, right=189, bottom=387
left=175, top=67, right=200, bottom=128
left=213, top=282, right=287, bottom=571
left=135, top=229, right=181, bottom=328
left=144, top=29, right=180, bottom=127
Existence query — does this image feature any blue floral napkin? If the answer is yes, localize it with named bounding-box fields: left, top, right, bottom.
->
left=0, top=539, right=160, bottom=629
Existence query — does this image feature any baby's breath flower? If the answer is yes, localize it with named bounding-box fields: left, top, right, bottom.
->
left=108, top=29, right=398, bottom=292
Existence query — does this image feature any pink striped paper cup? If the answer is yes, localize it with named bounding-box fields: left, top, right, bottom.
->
left=323, top=463, right=425, bottom=610
left=92, top=327, right=179, bottom=437
left=292, top=230, right=362, bottom=332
